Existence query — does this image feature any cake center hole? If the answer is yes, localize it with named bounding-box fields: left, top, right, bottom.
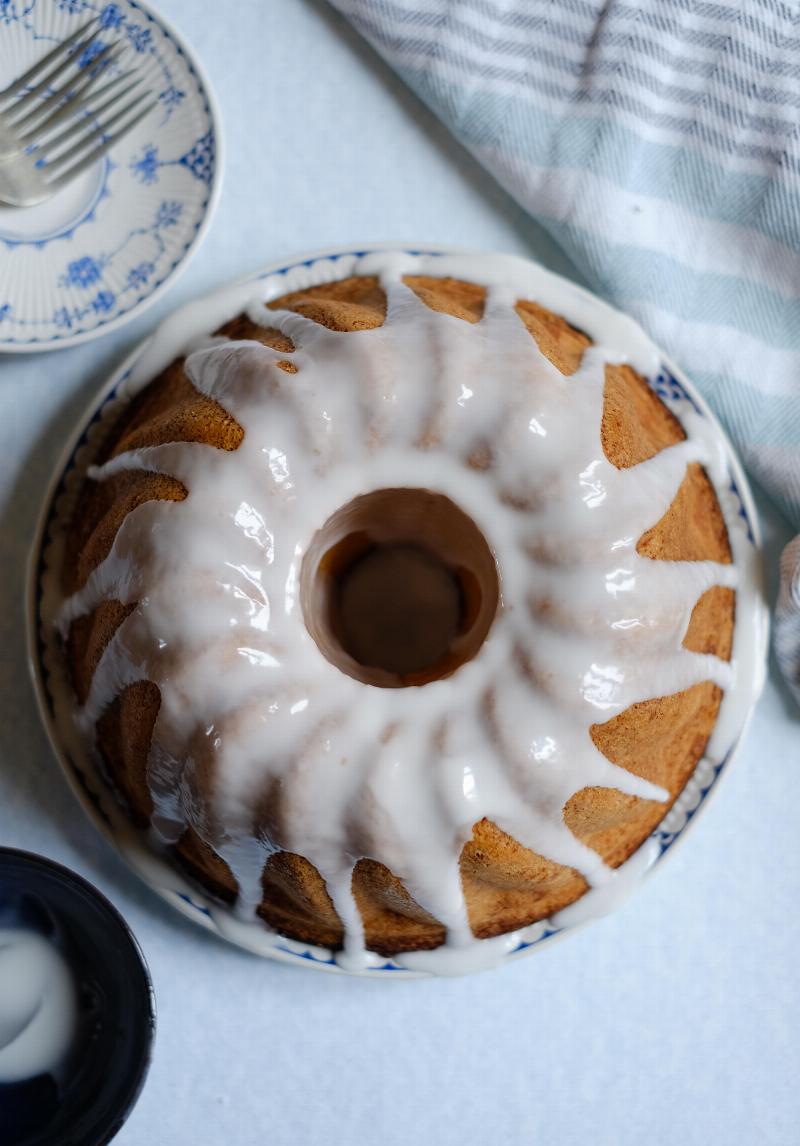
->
left=337, top=542, right=461, bottom=675
left=301, top=489, right=499, bottom=687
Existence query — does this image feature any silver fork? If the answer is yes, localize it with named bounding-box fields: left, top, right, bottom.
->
left=0, top=19, right=155, bottom=207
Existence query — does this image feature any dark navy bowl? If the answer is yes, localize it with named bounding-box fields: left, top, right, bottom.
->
left=0, top=849, right=155, bottom=1146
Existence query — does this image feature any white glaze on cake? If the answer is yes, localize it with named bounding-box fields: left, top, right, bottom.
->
left=58, top=251, right=747, bottom=972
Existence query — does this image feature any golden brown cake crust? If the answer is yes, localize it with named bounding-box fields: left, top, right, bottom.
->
left=62, top=273, right=735, bottom=956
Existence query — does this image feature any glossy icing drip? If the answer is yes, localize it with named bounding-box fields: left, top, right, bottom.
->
left=59, top=252, right=738, bottom=969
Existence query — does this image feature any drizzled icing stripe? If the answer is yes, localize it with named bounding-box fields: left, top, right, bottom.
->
left=59, top=251, right=739, bottom=972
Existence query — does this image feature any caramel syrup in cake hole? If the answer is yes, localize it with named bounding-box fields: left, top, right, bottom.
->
left=300, top=488, right=500, bottom=688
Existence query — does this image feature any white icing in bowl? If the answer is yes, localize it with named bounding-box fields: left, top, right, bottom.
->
left=29, top=246, right=769, bottom=977
left=0, top=929, right=77, bottom=1085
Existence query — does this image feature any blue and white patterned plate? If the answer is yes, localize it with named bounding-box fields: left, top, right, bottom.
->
left=27, top=245, right=769, bottom=976
left=0, top=0, right=222, bottom=351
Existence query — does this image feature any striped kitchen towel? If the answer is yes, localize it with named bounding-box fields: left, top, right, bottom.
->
left=332, top=0, right=800, bottom=706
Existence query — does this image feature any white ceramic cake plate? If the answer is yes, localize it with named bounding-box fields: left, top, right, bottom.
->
left=27, top=244, right=770, bottom=977
left=0, top=0, right=222, bottom=351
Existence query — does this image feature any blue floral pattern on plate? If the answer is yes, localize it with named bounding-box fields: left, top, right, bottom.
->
left=0, top=0, right=221, bottom=351
left=130, top=130, right=215, bottom=187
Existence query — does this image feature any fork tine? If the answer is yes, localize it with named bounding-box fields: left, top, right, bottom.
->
left=2, top=27, right=104, bottom=121
left=15, top=70, right=136, bottom=146
left=44, top=90, right=151, bottom=169
left=7, top=60, right=98, bottom=133
left=0, top=18, right=97, bottom=103
left=26, top=76, right=142, bottom=153
left=73, top=69, right=138, bottom=110
left=44, top=99, right=155, bottom=186
left=9, top=43, right=121, bottom=133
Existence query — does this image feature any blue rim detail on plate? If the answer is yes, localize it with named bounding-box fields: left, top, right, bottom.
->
left=27, top=245, right=767, bottom=975
left=0, top=0, right=223, bottom=350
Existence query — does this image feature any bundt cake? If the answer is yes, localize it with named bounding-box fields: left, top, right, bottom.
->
left=58, top=251, right=740, bottom=970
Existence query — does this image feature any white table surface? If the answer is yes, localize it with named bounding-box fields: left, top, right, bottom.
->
left=1, top=2, right=799, bottom=1143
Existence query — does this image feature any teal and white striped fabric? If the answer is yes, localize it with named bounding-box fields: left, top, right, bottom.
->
left=333, top=0, right=800, bottom=704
